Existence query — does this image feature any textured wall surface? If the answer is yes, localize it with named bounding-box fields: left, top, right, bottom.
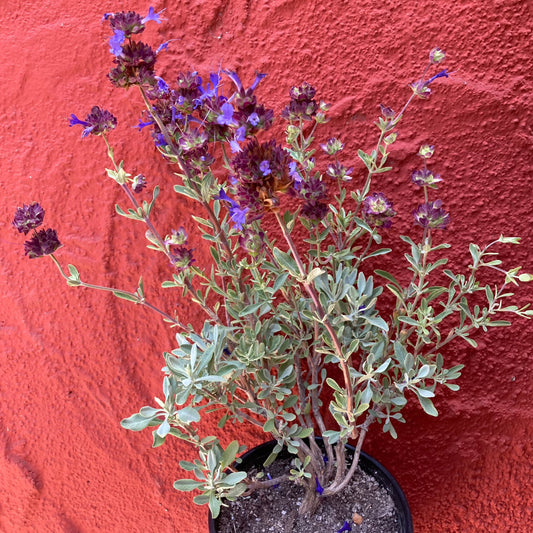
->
left=1, top=1, right=532, bottom=532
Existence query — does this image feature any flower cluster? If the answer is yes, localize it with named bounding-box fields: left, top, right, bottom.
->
left=282, top=82, right=319, bottom=121
left=69, top=106, right=117, bottom=138
left=13, top=203, right=61, bottom=258
left=413, top=200, right=450, bottom=230
left=363, top=193, right=396, bottom=228
left=105, top=7, right=164, bottom=88
left=410, top=144, right=450, bottom=229
left=12, top=202, right=44, bottom=234
left=231, top=138, right=292, bottom=223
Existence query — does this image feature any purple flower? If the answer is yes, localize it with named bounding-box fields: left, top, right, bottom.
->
left=229, top=205, right=249, bottom=229
left=214, top=189, right=248, bottom=230
left=363, top=193, right=396, bottom=228
left=230, top=126, right=246, bottom=153
left=259, top=160, right=271, bottom=176
left=336, top=520, right=352, bottom=533
left=132, top=174, right=146, bottom=193
left=413, top=200, right=450, bottom=229
left=411, top=168, right=442, bottom=187
left=12, top=203, right=45, bottom=234
left=250, top=72, right=267, bottom=91
left=24, top=229, right=62, bottom=258
left=217, top=102, right=236, bottom=126
left=141, top=6, right=165, bottom=24
left=247, top=112, right=260, bottom=126
left=288, top=161, right=301, bottom=184
left=156, top=41, right=170, bottom=54
left=137, top=118, right=154, bottom=131
left=427, top=68, right=449, bottom=85
left=154, top=76, right=169, bottom=93
left=315, top=477, right=324, bottom=495
left=199, top=72, right=221, bottom=101
left=109, top=29, right=125, bottom=56
left=70, top=106, right=117, bottom=138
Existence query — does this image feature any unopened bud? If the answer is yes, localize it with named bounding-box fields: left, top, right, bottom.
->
left=429, top=47, right=446, bottom=64
left=418, top=144, right=435, bottom=159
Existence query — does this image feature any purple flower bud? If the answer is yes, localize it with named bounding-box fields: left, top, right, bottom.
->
left=326, top=162, right=353, bottom=181
left=12, top=203, right=45, bottom=234
left=24, top=229, right=62, bottom=258
left=315, top=477, right=324, bottom=495
left=411, top=168, right=442, bottom=187
left=418, top=144, right=435, bottom=159
left=107, top=11, right=144, bottom=38
left=320, top=137, right=344, bottom=156
left=429, top=47, right=446, bottom=64
left=165, top=227, right=188, bottom=246
left=132, top=174, right=147, bottom=193
left=413, top=200, right=450, bottom=230
left=380, top=104, right=395, bottom=119
left=238, top=229, right=265, bottom=257
left=169, top=245, right=194, bottom=271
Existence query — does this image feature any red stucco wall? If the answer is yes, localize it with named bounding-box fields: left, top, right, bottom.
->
left=1, top=1, right=532, bottom=532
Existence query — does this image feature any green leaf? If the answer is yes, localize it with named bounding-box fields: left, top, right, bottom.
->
left=173, top=479, right=204, bottom=492
left=221, top=440, right=240, bottom=468
left=176, top=406, right=201, bottom=423
left=239, top=302, right=264, bottom=317
left=374, top=270, right=401, bottom=287
left=263, top=451, right=279, bottom=467
left=222, top=472, right=247, bottom=485
left=174, top=184, right=199, bottom=201
left=113, top=291, right=139, bottom=302
left=363, top=248, right=392, bottom=260
left=326, top=378, right=344, bottom=393
left=417, top=395, right=438, bottom=416
left=272, top=247, right=300, bottom=277
left=272, top=272, right=289, bottom=294
left=67, top=264, right=80, bottom=278
left=120, top=413, right=156, bottom=431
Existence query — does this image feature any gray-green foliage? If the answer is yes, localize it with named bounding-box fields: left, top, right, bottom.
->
left=54, top=47, right=532, bottom=519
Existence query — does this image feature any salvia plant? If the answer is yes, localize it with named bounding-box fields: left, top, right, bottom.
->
left=13, top=7, right=533, bottom=521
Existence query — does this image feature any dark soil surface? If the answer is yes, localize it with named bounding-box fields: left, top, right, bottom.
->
left=214, top=454, right=401, bottom=533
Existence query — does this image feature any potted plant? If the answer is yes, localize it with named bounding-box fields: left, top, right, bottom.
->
left=12, top=7, right=532, bottom=533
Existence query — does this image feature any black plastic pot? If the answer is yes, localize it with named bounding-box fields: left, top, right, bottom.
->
left=208, top=439, right=413, bottom=533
